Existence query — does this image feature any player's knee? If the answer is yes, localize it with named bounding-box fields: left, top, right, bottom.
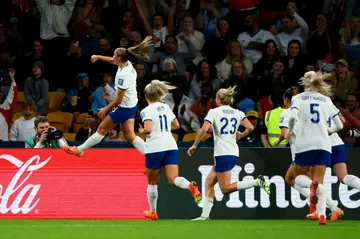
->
left=219, top=186, right=232, bottom=195
left=97, top=124, right=107, bottom=135
left=124, top=131, right=136, bottom=142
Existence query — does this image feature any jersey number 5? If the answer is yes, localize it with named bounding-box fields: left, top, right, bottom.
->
left=310, top=103, right=320, bottom=123
left=159, top=115, right=168, bottom=132
left=220, top=117, right=237, bottom=134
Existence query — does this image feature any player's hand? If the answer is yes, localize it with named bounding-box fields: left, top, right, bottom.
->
left=98, top=108, right=107, bottom=120
left=138, top=124, right=145, bottom=134
left=236, top=131, right=243, bottom=140
left=187, top=145, right=197, bottom=156
left=91, top=55, right=99, bottom=63
left=274, top=139, right=280, bottom=146
left=9, top=68, right=15, bottom=82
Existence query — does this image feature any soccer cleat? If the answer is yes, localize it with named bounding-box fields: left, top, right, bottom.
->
left=191, top=216, right=209, bottom=221
left=62, top=145, right=83, bottom=157
left=188, top=181, right=202, bottom=204
left=330, top=208, right=344, bottom=222
left=306, top=212, right=319, bottom=220
left=309, top=181, right=319, bottom=214
left=257, top=175, right=271, bottom=195
left=143, top=210, right=158, bottom=221
left=318, top=215, right=327, bottom=225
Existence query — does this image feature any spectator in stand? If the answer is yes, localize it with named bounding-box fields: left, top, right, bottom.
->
left=237, top=14, right=276, bottom=64
left=307, top=14, right=337, bottom=70
left=176, top=15, right=205, bottom=68
left=150, top=35, right=196, bottom=75
left=75, top=112, right=99, bottom=141
left=164, top=76, right=195, bottom=140
left=91, top=71, right=115, bottom=113
left=189, top=83, right=217, bottom=132
left=327, top=59, right=358, bottom=106
left=188, top=60, right=222, bottom=100
left=24, top=61, right=49, bottom=116
left=135, top=0, right=176, bottom=52
left=104, top=125, right=124, bottom=141
left=23, top=39, right=45, bottom=78
left=63, top=73, right=90, bottom=114
left=340, top=17, right=360, bottom=71
left=284, top=39, right=306, bottom=85
left=0, top=68, right=17, bottom=141
left=227, top=0, right=258, bottom=37
left=239, top=110, right=261, bottom=143
left=196, top=0, right=228, bottom=41
left=275, top=10, right=309, bottom=56
left=216, top=39, right=253, bottom=81
left=135, top=62, right=152, bottom=112
left=204, top=17, right=231, bottom=65
left=340, top=94, right=360, bottom=144
left=10, top=103, right=36, bottom=141
left=254, top=39, right=280, bottom=77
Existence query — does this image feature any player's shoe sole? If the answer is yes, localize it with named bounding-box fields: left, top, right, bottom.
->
left=188, top=181, right=202, bottom=204
left=330, top=208, right=344, bottom=222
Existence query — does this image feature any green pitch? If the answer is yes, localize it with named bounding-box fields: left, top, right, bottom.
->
left=0, top=220, right=358, bottom=239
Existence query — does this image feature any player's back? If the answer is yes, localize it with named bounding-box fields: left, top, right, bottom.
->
left=206, top=105, right=245, bottom=157
left=115, top=61, right=138, bottom=108
left=141, top=102, right=177, bottom=154
left=291, top=91, right=335, bottom=153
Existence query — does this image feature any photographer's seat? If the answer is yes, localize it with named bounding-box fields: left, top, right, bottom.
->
left=47, top=111, right=73, bottom=133
left=48, top=92, right=66, bottom=113
left=74, top=113, right=89, bottom=134
left=63, top=133, right=76, bottom=142
left=14, top=92, right=27, bottom=114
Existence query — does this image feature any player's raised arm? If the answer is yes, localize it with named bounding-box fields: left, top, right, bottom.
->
left=91, top=55, right=116, bottom=65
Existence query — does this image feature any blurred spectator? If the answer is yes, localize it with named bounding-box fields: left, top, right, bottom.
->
left=239, top=110, right=261, bottom=143
left=188, top=60, right=222, bottom=99
left=23, top=39, right=45, bottom=78
left=10, top=103, right=36, bottom=141
left=135, top=62, right=152, bottom=111
left=227, top=0, right=258, bottom=37
left=275, top=12, right=309, bottom=56
left=254, top=39, right=280, bottom=76
left=189, top=83, right=217, bottom=131
left=327, top=59, right=358, bottom=106
left=307, top=14, right=337, bottom=70
left=24, top=61, right=49, bottom=115
left=0, top=69, right=17, bottom=141
left=104, top=125, right=124, bottom=141
left=91, top=72, right=115, bottom=113
left=164, top=77, right=195, bottom=140
left=340, top=17, right=360, bottom=70
left=340, top=94, right=360, bottom=143
left=176, top=15, right=205, bottom=67
left=63, top=73, right=90, bottom=114
left=237, top=14, right=276, bottom=64
left=284, top=39, right=306, bottom=84
left=0, top=22, right=7, bottom=46
left=216, top=39, right=253, bottom=81
left=150, top=35, right=196, bottom=75
left=75, top=111, right=99, bottom=141
left=204, top=17, right=231, bottom=65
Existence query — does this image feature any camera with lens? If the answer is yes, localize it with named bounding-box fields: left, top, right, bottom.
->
left=47, top=127, right=63, bottom=141
left=347, top=129, right=360, bottom=138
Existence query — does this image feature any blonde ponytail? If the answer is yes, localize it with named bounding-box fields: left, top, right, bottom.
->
left=216, top=86, right=237, bottom=105
left=127, top=36, right=153, bottom=60
left=300, top=71, right=333, bottom=97
left=144, top=80, right=177, bottom=102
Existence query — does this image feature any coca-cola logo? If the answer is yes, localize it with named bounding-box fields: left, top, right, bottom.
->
left=0, top=154, right=51, bottom=214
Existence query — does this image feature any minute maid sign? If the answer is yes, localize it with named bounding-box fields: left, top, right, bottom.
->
left=197, top=163, right=360, bottom=209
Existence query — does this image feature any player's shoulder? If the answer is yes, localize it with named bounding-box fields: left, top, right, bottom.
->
left=281, top=108, right=291, bottom=117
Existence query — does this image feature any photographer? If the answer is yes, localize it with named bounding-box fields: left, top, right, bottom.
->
left=25, top=116, right=68, bottom=148
left=340, top=94, right=360, bottom=144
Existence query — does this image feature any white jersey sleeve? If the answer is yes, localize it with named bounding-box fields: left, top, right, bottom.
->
left=204, top=109, right=216, bottom=124
left=279, top=109, right=291, bottom=128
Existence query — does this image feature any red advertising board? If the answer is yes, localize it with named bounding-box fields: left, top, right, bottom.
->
left=0, top=149, right=147, bottom=219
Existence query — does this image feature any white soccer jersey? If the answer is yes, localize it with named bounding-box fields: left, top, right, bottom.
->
left=115, top=61, right=138, bottom=108
left=279, top=109, right=296, bottom=161
left=328, top=116, right=344, bottom=147
left=237, top=29, right=276, bottom=63
left=205, top=106, right=246, bottom=157
left=290, top=91, right=339, bottom=154
left=140, top=102, right=178, bottom=154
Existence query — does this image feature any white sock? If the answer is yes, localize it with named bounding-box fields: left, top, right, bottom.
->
left=132, top=136, right=145, bottom=155
left=147, top=185, right=158, bottom=212
left=293, top=184, right=310, bottom=198
left=237, top=180, right=258, bottom=190
left=326, top=194, right=338, bottom=213
left=77, top=132, right=104, bottom=152
left=201, top=197, right=214, bottom=218
left=343, top=174, right=360, bottom=190
left=316, top=183, right=327, bottom=217
left=174, top=176, right=190, bottom=189
left=295, top=175, right=312, bottom=188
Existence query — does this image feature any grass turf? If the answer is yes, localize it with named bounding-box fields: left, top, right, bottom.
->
left=0, top=220, right=358, bottom=239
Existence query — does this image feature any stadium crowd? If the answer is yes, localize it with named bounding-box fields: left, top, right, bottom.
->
left=0, top=0, right=359, bottom=145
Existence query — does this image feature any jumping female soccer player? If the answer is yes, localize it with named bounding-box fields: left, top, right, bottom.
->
left=286, top=71, right=343, bottom=225
left=188, top=87, right=271, bottom=220
left=139, top=80, right=202, bottom=220
left=62, top=36, right=153, bottom=157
